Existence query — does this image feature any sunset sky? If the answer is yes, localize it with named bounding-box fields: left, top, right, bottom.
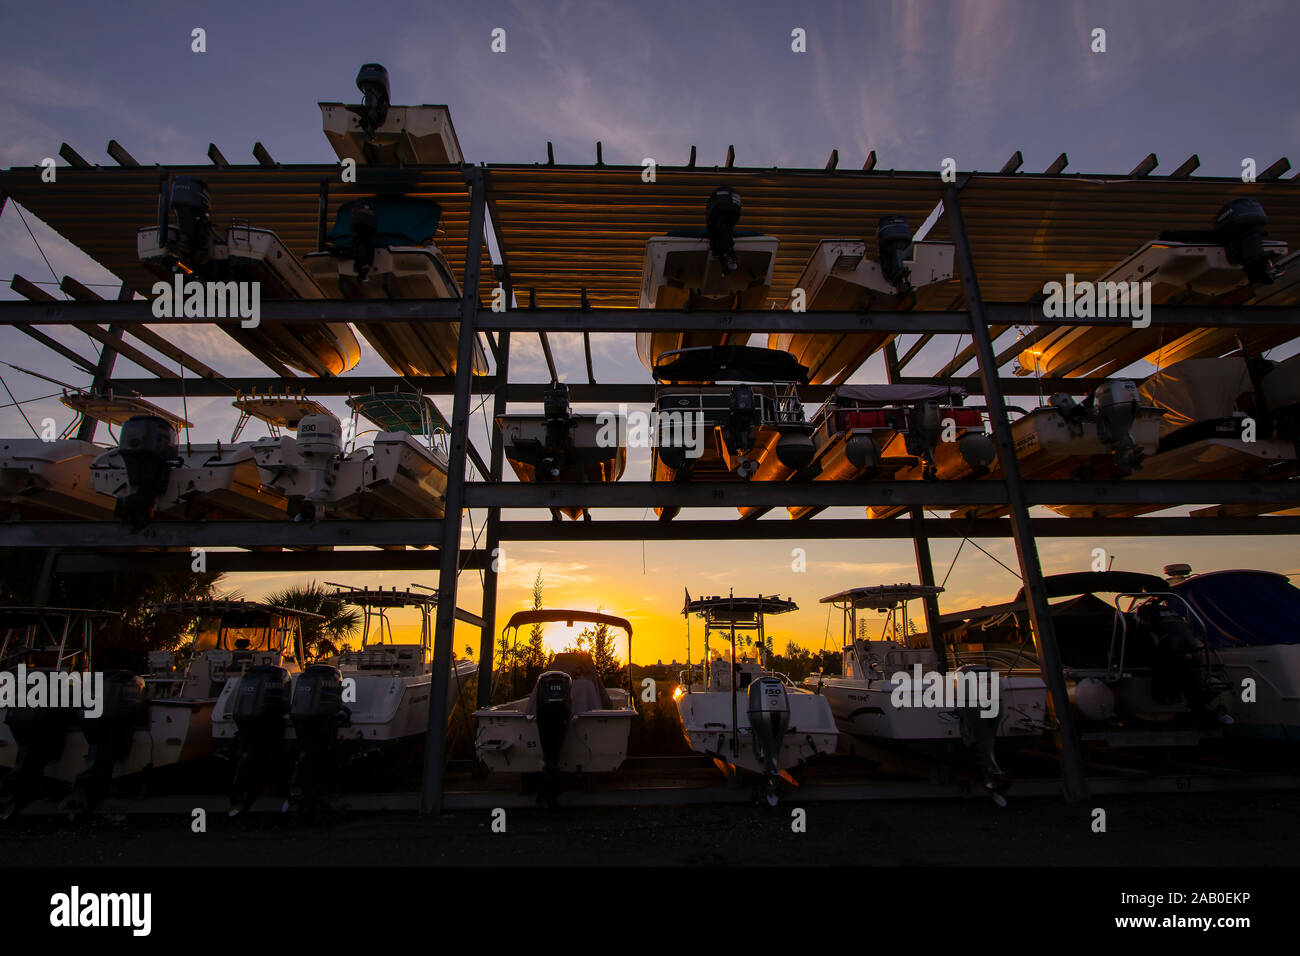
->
left=1, top=0, right=1297, bottom=663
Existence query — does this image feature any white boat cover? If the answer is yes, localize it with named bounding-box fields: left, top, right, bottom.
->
left=1139, top=358, right=1254, bottom=436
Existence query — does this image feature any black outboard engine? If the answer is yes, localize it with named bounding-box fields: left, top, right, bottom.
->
left=66, top=670, right=147, bottom=819
left=116, top=415, right=180, bottom=530
left=1215, top=198, right=1278, bottom=285
left=348, top=198, right=380, bottom=283
left=541, top=381, right=576, bottom=476
left=904, top=401, right=944, bottom=479
left=0, top=681, right=76, bottom=819
left=354, top=63, right=391, bottom=137
left=1138, top=602, right=1228, bottom=722
left=877, top=215, right=914, bottom=292
left=705, top=186, right=743, bottom=275
left=532, top=670, right=572, bottom=808
left=953, top=664, right=1008, bottom=806
left=288, top=665, right=348, bottom=812
left=169, top=176, right=212, bottom=260
left=747, top=677, right=791, bottom=806
left=228, top=665, right=292, bottom=816
left=724, top=385, right=760, bottom=477
left=1094, top=381, right=1143, bottom=475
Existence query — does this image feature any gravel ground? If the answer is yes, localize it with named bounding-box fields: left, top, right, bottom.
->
left=2, top=791, right=1297, bottom=866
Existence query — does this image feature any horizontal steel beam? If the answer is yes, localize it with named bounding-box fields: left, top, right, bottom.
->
left=463, top=480, right=1300, bottom=510
left=0, top=520, right=450, bottom=549
left=102, top=376, right=1117, bottom=401
left=1, top=513, right=1295, bottom=553
left=52, top=548, right=489, bottom=573
left=495, top=516, right=1300, bottom=540
left=2, top=299, right=1295, bottom=332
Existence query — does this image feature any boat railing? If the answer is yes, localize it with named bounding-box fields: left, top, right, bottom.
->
left=1106, top=591, right=1208, bottom=682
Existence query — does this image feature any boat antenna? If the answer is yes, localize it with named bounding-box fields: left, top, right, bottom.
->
left=729, top=589, right=738, bottom=762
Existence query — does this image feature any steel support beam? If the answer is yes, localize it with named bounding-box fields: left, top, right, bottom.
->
left=51, top=548, right=488, bottom=573
left=477, top=324, right=510, bottom=709
left=423, top=167, right=487, bottom=814
left=909, top=508, right=946, bottom=674
left=947, top=182, right=1089, bottom=802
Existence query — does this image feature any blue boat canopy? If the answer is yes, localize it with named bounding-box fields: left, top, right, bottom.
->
left=327, top=196, right=442, bottom=248
left=1175, top=570, right=1300, bottom=648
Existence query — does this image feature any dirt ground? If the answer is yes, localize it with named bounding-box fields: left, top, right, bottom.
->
left=2, top=790, right=1297, bottom=867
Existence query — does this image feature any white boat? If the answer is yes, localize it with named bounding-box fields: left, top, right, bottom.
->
left=279, top=585, right=479, bottom=811
left=497, top=381, right=627, bottom=520
left=1016, top=198, right=1290, bottom=379
left=939, top=572, right=1234, bottom=746
left=474, top=610, right=636, bottom=806
left=1167, top=567, right=1300, bottom=741
left=138, top=176, right=361, bottom=377
left=947, top=381, right=1163, bottom=520
left=0, top=438, right=116, bottom=520
left=792, top=385, right=994, bottom=521
left=304, top=195, right=488, bottom=378
left=1049, top=356, right=1299, bottom=519
left=648, top=346, right=815, bottom=520
left=319, top=64, right=464, bottom=166
left=250, top=407, right=449, bottom=521
left=90, top=416, right=288, bottom=527
left=636, top=186, right=776, bottom=371
left=806, top=585, right=1048, bottom=801
left=770, top=220, right=958, bottom=385
left=674, top=593, right=837, bottom=803
left=0, top=601, right=316, bottom=818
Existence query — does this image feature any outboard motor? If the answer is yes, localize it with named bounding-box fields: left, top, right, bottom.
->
left=725, top=385, right=760, bottom=477
left=953, top=665, right=1008, bottom=806
left=1137, top=602, right=1230, bottom=724
left=169, top=176, right=213, bottom=260
left=705, top=186, right=743, bottom=275
left=774, top=430, right=815, bottom=470
left=228, top=665, right=292, bottom=816
left=1094, top=380, right=1143, bottom=475
left=295, top=413, right=343, bottom=519
left=66, top=670, right=147, bottom=819
left=116, top=415, right=180, bottom=529
left=1215, top=198, right=1279, bottom=285
left=876, top=215, right=914, bottom=292
left=532, top=670, right=572, bottom=808
left=541, top=381, right=576, bottom=478
left=1048, top=392, right=1090, bottom=433
left=288, top=665, right=348, bottom=812
left=747, top=677, right=791, bottom=806
left=354, top=63, right=391, bottom=137
left=0, top=681, right=76, bottom=819
left=904, top=401, right=944, bottom=479
left=348, top=198, right=380, bottom=283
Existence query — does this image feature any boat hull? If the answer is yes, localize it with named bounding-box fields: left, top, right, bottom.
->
left=474, top=709, right=635, bottom=773
left=674, top=689, right=837, bottom=776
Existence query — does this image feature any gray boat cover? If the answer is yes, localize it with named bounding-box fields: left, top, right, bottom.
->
left=834, top=384, right=966, bottom=404
left=1139, top=358, right=1254, bottom=436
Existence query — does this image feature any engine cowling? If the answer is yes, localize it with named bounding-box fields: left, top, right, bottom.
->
left=747, top=676, right=791, bottom=777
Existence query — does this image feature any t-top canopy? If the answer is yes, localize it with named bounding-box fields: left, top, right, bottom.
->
left=502, top=609, right=632, bottom=635
left=147, top=599, right=325, bottom=621
left=653, top=345, right=809, bottom=384
left=820, top=584, right=944, bottom=609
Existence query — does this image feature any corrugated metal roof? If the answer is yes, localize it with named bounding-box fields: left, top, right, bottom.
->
left=0, top=164, right=491, bottom=295
left=483, top=165, right=947, bottom=307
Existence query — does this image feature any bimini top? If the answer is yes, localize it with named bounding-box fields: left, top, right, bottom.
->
left=147, top=600, right=325, bottom=621
left=821, top=584, right=944, bottom=609
left=329, top=586, right=438, bottom=608
left=653, top=345, right=809, bottom=384
left=1174, top=569, right=1300, bottom=648
left=502, top=609, right=632, bottom=635
left=831, top=384, right=967, bottom=405
left=938, top=571, right=1170, bottom=623
left=685, top=595, right=798, bottom=621
left=0, top=607, right=122, bottom=627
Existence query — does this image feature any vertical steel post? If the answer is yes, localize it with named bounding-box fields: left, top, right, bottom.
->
left=476, top=321, right=510, bottom=709
left=75, top=284, right=129, bottom=442
left=909, top=507, right=946, bottom=674
left=944, top=182, right=1089, bottom=802
left=422, top=167, right=487, bottom=813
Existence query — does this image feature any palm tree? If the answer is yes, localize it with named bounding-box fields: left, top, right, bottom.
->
left=264, top=581, right=362, bottom=660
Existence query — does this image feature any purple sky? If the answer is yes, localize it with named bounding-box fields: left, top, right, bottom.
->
left=1, top=0, right=1297, bottom=658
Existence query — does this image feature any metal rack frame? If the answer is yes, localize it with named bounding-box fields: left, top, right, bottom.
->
left=2, top=163, right=1298, bottom=812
